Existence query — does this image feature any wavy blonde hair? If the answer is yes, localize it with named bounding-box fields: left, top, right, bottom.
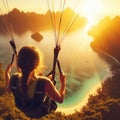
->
left=17, top=46, right=44, bottom=75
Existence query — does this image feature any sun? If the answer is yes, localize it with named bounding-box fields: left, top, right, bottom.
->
left=82, top=0, right=102, bottom=29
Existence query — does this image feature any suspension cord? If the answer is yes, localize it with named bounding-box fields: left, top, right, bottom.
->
left=4, top=0, right=13, bottom=38
left=0, top=11, right=11, bottom=39
left=47, top=0, right=80, bottom=82
left=47, top=0, right=62, bottom=84
left=0, top=15, right=10, bottom=39
left=0, top=0, right=13, bottom=39
left=47, top=45, right=61, bottom=84
left=57, top=0, right=66, bottom=45
left=59, top=12, right=80, bottom=45
left=0, top=0, right=15, bottom=65
left=47, top=0, right=57, bottom=45
left=58, top=0, right=81, bottom=45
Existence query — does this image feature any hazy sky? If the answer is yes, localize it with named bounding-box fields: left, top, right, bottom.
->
left=6, top=0, right=120, bottom=25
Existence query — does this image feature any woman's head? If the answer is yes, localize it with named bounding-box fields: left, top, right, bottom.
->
left=17, top=46, right=40, bottom=74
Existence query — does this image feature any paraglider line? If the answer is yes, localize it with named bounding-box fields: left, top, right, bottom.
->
left=47, top=0, right=57, bottom=45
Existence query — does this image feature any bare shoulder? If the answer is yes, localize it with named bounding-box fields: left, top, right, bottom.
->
left=39, top=76, right=54, bottom=92
left=38, top=76, right=53, bottom=87
left=38, top=76, right=51, bottom=82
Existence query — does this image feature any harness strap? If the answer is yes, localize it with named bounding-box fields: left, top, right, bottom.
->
left=47, top=45, right=61, bottom=85
left=10, top=75, right=26, bottom=107
left=9, top=39, right=17, bottom=65
left=34, top=79, right=46, bottom=105
left=10, top=75, right=46, bottom=107
left=9, top=39, right=17, bottom=54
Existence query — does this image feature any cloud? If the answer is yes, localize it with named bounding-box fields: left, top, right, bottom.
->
left=88, top=16, right=120, bottom=62
left=0, top=8, right=87, bottom=35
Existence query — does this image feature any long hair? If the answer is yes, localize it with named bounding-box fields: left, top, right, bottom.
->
left=17, top=46, right=41, bottom=100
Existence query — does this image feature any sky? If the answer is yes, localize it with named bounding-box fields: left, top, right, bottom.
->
left=6, top=0, right=120, bottom=27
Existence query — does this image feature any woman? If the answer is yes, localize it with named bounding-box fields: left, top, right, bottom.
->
left=5, top=46, right=66, bottom=118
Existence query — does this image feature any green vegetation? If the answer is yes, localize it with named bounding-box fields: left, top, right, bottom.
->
left=0, top=62, right=120, bottom=120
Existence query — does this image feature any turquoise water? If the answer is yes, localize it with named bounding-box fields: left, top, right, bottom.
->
left=57, top=69, right=111, bottom=114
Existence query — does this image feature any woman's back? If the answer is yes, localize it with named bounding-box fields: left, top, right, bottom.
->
left=10, top=74, right=46, bottom=107
left=10, top=73, right=57, bottom=118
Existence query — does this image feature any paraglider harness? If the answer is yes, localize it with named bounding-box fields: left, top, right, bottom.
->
left=9, top=40, right=62, bottom=118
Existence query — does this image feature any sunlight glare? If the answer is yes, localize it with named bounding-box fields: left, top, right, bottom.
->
left=82, top=0, right=102, bottom=30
